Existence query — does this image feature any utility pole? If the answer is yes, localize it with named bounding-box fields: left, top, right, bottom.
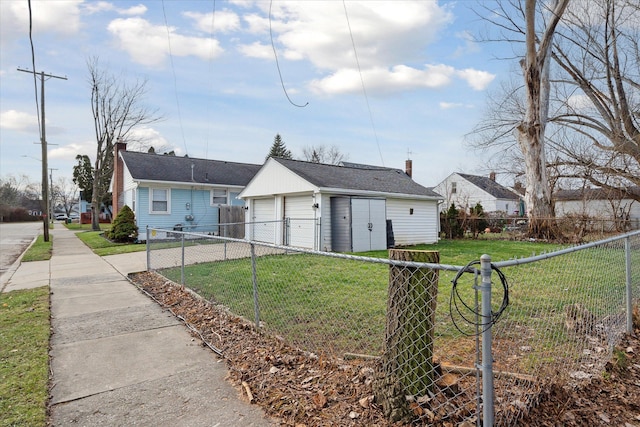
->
left=18, top=68, right=67, bottom=241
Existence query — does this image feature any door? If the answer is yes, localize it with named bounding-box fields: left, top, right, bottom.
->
left=351, top=198, right=386, bottom=252
left=284, top=195, right=316, bottom=249
left=251, top=198, right=276, bottom=243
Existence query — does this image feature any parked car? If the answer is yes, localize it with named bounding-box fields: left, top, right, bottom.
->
left=54, top=213, right=68, bottom=221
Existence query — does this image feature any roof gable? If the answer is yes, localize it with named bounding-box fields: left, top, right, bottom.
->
left=457, top=173, right=519, bottom=200
left=120, top=151, right=261, bottom=187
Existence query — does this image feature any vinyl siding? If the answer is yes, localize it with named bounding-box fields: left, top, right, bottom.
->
left=386, top=198, right=439, bottom=245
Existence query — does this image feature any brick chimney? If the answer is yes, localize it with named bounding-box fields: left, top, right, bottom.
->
left=112, top=139, right=127, bottom=218
left=405, top=159, right=413, bottom=178
left=489, top=171, right=496, bottom=181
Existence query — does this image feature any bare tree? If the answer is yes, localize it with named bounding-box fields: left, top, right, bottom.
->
left=52, top=177, right=78, bottom=217
left=471, top=0, right=640, bottom=239
left=549, top=0, right=640, bottom=198
left=87, top=57, right=161, bottom=230
left=301, top=144, right=348, bottom=165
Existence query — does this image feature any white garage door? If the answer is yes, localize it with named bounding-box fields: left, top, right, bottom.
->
left=251, top=198, right=277, bottom=243
left=284, top=195, right=316, bottom=249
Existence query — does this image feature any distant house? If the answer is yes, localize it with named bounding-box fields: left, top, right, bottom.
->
left=433, top=172, right=522, bottom=215
left=238, top=158, right=443, bottom=252
left=112, top=143, right=262, bottom=241
left=554, top=186, right=640, bottom=231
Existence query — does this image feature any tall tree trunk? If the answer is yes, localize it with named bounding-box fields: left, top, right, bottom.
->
left=518, top=0, right=569, bottom=240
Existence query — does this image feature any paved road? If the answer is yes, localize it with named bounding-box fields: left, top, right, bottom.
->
left=0, top=221, right=43, bottom=280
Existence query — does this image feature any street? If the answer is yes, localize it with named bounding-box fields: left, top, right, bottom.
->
left=0, top=221, right=44, bottom=281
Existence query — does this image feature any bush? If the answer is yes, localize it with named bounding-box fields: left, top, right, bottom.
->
left=106, top=205, right=138, bottom=242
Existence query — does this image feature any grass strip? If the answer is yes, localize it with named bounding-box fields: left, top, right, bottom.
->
left=0, top=287, right=50, bottom=427
left=21, top=235, right=53, bottom=262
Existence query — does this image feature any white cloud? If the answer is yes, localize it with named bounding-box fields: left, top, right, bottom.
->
left=310, top=64, right=458, bottom=95
left=237, top=1, right=495, bottom=95
left=242, top=1, right=453, bottom=70
left=83, top=2, right=146, bottom=16
left=49, top=142, right=93, bottom=161
left=237, top=42, right=272, bottom=59
left=0, top=110, right=39, bottom=132
left=107, top=18, right=224, bottom=67
left=456, top=69, right=495, bottom=90
left=127, top=127, right=173, bottom=152
left=1, top=0, right=82, bottom=45
left=183, top=10, right=241, bottom=33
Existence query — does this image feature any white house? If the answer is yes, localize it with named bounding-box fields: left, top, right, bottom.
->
left=434, top=172, right=522, bottom=214
left=554, top=187, right=640, bottom=230
left=238, top=158, right=443, bottom=252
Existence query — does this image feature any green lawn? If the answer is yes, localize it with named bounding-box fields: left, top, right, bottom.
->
left=158, top=239, right=570, bottom=357
left=75, top=230, right=147, bottom=256
left=0, top=287, right=50, bottom=427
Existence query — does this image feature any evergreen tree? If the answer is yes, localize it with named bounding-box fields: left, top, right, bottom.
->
left=107, top=205, right=138, bottom=242
left=266, top=133, right=292, bottom=160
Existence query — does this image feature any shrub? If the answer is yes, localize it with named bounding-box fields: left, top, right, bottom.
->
left=107, top=205, right=138, bottom=242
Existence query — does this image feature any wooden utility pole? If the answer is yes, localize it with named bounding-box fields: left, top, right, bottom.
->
left=17, top=68, right=67, bottom=241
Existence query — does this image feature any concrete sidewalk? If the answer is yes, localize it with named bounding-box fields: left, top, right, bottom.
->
left=4, top=226, right=275, bottom=426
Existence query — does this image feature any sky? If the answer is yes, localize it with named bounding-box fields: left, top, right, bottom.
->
left=0, top=0, right=516, bottom=190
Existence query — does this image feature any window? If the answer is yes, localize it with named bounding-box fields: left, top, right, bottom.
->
left=211, top=189, right=227, bottom=205
left=451, top=182, right=457, bottom=194
left=151, top=188, right=169, bottom=213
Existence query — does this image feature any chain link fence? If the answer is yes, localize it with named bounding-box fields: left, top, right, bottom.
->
left=145, top=225, right=639, bottom=426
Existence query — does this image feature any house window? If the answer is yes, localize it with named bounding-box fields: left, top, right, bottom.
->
left=211, top=189, right=227, bottom=205
left=451, top=182, right=457, bottom=194
left=151, top=188, right=169, bottom=213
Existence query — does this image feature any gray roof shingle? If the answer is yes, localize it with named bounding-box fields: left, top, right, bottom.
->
left=458, top=173, right=519, bottom=200
left=274, top=158, right=441, bottom=198
left=120, top=151, right=261, bottom=186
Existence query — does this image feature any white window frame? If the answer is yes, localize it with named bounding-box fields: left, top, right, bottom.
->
left=150, top=187, right=170, bottom=214
left=211, top=188, right=228, bottom=205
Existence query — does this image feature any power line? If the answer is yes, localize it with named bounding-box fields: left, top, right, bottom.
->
left=342, top=0, right=384, bottom=166
left=269, top=0, right=308, bottom=108
left=161, top=0, right=189, bottom=156
left=26, top=0, right=41, bottom=141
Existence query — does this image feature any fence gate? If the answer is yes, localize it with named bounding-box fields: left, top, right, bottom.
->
left=219, top=205, right=245, bottom=238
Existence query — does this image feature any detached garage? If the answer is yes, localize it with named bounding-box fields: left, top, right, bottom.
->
left=239, top=157, right=443, bottom=252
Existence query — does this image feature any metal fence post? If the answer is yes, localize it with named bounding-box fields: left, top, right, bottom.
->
left=181, top=232, right=185, bottom=286
left=625, top=236, right=633, bottom=334
left=480, top=254, right=494, bottom=427
left=146, top=225, right=150, bottom=271
left=251, top=242, right=260, bottom=328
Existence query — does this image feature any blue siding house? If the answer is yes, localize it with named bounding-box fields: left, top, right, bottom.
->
left=112, top=142, right=261, bottom=241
